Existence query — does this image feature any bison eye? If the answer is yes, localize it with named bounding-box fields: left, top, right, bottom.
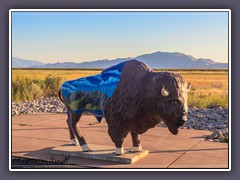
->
left=171, top=100, right=178, bottom=105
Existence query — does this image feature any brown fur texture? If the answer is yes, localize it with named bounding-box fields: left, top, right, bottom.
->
left=104, top=60, right=190, bottom=149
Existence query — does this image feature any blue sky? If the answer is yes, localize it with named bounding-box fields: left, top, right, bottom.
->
left=12, top=11, right=229, bottom=63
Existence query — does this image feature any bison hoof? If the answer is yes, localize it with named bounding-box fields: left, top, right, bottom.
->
left=81, top=144, right=91, bottom=152
left=115, top=148, right=125, bottom=156
left=133, top=146, right=142, bottom=152
left=83, top=149, right=92, bottom=152
left=71, top=138, right=79, bottom=146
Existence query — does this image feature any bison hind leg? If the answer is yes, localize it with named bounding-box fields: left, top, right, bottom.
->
left=66, top=111, right=78, bottom=145
left=71, top=138, right=79, bottom=146
left=68, top=110, right=91, bottom=152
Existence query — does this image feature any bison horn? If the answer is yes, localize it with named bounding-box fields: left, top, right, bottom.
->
left=161, top=86, right=169, bottom=97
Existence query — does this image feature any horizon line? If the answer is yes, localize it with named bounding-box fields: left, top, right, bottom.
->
left=12, top=51, right=228, bottom=64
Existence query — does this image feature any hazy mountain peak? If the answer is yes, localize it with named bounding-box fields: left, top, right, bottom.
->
left=12, top=57, right=45, bottom=68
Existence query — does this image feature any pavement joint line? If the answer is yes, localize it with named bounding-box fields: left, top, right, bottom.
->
left=12, top=123, right=65, bottom=128
left=12, top=127, right=68, bottom=131
left=166, top=140, right=204, bottom=168
left=12, top=123, right=107, bottom=129
left=12, top=135, right=70, bottom=143
left=12, top=124, right=104, bottom=129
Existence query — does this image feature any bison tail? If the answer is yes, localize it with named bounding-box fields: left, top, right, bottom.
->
left=58, top=88, right=64, bottom=103
left=58, top=89, right=68, bottom=108
left=58, top=88, right=71, bottom=116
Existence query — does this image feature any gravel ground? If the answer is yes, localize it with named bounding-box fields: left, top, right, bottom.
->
left=12, top=97, right=229, bottom=143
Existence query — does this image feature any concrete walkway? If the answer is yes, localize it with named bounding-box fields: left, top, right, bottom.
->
left=11, top=113, right=229, bottom=169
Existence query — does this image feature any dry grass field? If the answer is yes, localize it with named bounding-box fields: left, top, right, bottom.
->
left=12, top=69, right=102, bottom=80
left=161, top=70, right=228, bottom=108
left=12, top=69, right=228, bottom=108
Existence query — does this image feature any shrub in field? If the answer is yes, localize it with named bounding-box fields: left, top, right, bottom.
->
left=27, top=82, right=43, bottom=100
left=12, top=76, right=31, bottom=102
left=12, top=74, right=65, bottom=102
left=188, top=91, right=228, bottom=108
left=44, top=74, right=66, bottom=96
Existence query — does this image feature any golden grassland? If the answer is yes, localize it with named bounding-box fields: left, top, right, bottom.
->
left=12, top=69, right=102, bottom=80
left=12, top=69, right=228, bottom=108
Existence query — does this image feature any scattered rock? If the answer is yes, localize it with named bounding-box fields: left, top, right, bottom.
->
left=12, top=97, right=67, bottom=116
left=11, top=97, right=229, bottom=143
left=171, top=107, right=228, bottom=143
left=208, top=131, right=223, bottom=139
left=185, top=108, right=229, bottom=143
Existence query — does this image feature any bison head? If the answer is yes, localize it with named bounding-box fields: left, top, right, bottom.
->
left=152, top=72, right=191, bottom=135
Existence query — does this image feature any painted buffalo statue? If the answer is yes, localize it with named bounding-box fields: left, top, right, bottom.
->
left=58, top=60, right=191, bottom=155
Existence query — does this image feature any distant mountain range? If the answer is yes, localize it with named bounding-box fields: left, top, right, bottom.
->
left=12, top=51, right=228, bottom=69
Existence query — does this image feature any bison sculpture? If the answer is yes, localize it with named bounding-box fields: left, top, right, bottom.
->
left=59, top=60, right=191, bottom=155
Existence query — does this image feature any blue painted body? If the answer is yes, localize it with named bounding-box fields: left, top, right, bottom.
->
left=61, top=61, right=126, bottom=121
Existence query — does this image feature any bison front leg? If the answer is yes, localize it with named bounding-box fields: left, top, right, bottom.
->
left=131, top=132, right=142, bottom=152
left=114, top=138, right=126, bottom=156
left=108, top=127, right=129, bottom=155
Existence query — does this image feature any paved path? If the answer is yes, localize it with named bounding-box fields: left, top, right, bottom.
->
left=11, top=113, right=228, bottom=169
